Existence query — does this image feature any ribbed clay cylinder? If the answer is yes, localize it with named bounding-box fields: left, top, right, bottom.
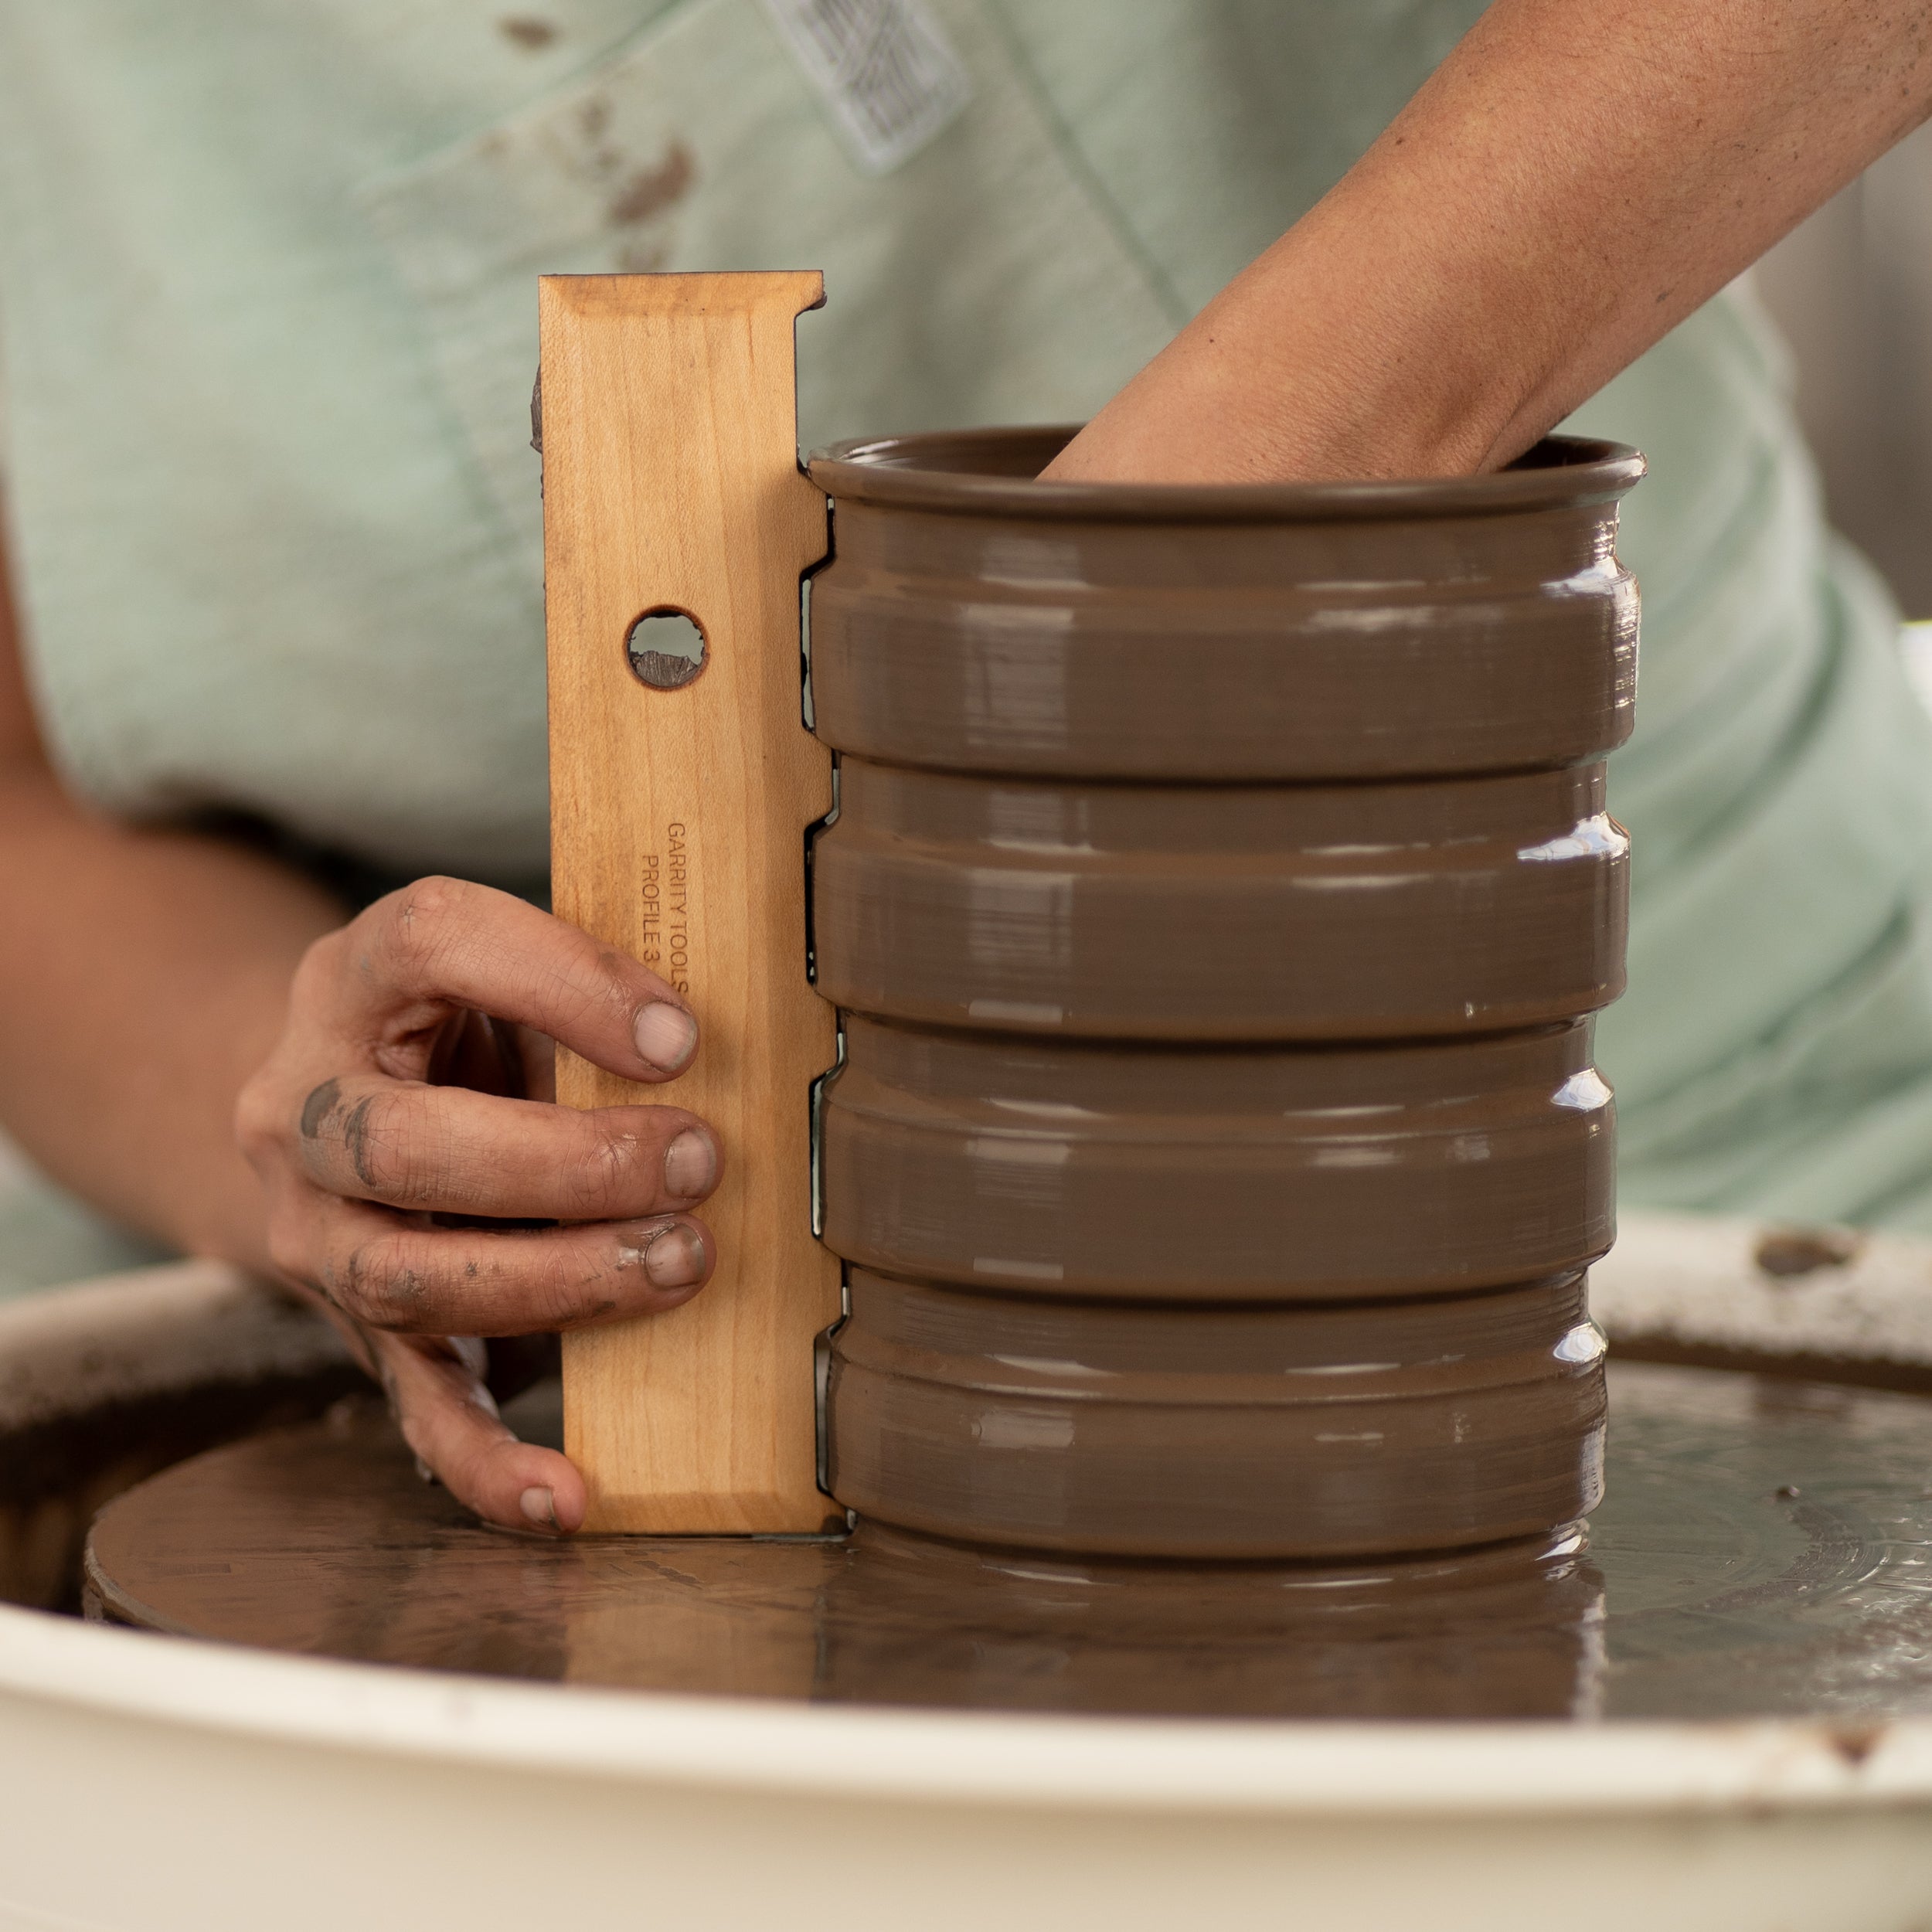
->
left=806, top=427, right=1642, bottom=1560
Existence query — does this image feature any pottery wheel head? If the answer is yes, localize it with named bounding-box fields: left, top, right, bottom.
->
left=84, top=1362, right=1932, bottom=1725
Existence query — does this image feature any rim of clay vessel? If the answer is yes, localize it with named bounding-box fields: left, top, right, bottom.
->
left=807, top=427, right=1645, bottom=522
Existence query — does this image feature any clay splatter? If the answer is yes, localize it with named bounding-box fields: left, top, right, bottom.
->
left=1827, top=1720, right=1887, bottom=1768
left=607, top=141, right=695, bottom=226
left=499, top=17, right=559, bottom=49
left=553, top=95, right=696, bottom=274
left=1756, top=1226, right=1866, bottom=1280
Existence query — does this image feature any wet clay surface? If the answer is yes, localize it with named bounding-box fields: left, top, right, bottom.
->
left=821, top=1015, right=1613, bottom=1299
left=825, top=1272, right=1607, bottom=1558
left=811, top=760, right=1628, bottom=1040
left=805, top=428, right=1641, bottom=782
left=802, top=428, right=1640, bottom=1559
left=87, top=1363, right=1932, bottom=1723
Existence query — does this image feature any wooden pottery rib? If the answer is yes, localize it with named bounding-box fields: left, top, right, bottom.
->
left=540, top=271, right=839, bottom=1533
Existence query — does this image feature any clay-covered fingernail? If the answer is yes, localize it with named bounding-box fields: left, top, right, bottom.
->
left=634, top=1001, right=698, bottom=1073
left=519, top=1485, right=556, bottom=1529
left=641, top=1221, right=707, bottom=1289
left=663, top=1128, right=716, bottom=1199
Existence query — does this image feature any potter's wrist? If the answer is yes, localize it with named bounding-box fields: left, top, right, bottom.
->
left=1049, top=243, right=1536, bottom=487
left=1215, top=339, right=1516, bottom=485
left=1204, top=226, right=1546, bottom=481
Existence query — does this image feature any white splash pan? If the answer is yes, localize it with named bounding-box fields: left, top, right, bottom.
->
left=2, top=1221, right=1931, bottom=1932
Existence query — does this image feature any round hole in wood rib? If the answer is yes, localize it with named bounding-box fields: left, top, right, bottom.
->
left=626, top=608, right=708, bottom=690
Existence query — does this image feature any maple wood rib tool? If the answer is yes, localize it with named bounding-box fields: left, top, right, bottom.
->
left=541, top=272, right=839, bottom=1533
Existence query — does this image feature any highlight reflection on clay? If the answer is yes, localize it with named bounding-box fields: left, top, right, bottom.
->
left=804, top=429, right=1642, bottom=1560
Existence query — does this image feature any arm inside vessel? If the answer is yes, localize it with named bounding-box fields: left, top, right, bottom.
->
left=1046, top=0, right=1932, bottom=484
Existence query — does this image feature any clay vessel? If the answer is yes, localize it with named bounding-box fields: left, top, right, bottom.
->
left=806, top=427, right=1642, bottom=1559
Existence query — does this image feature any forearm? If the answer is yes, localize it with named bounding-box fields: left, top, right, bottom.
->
left=0, top=515, right=343, bottom=1270
left=1049, top=0, right=1932, bottom=484
left=0, top=764, right=345, bottom=1269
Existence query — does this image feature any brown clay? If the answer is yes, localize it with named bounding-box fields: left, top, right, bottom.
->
left=804, top=428, right=1641, bottom=1560
left=824, top=1271, right=1607, bottom=1558
left=811, top=760, right=1627, bottom=1039
left=805, top=428, right=1641, bottom=782
left=820, top=1015, right=1613, bottom=1300
left=0, top=1371, right=359, bottom=1614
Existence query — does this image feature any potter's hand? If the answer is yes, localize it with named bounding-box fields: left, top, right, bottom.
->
left=235, top=876, right=718, bottom=1534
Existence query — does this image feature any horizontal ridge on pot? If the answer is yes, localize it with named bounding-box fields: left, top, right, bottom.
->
left=811, top=759, right=1629, bottom=1039
left=823, top=1270, right=1609, bottom=1560
left=819, top=1015, right=1614, bottom=1300
left=806, top=428, right=1640, bottom=781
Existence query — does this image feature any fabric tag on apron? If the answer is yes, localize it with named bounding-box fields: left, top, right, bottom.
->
left=757, top=0, right=969, bottom=174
